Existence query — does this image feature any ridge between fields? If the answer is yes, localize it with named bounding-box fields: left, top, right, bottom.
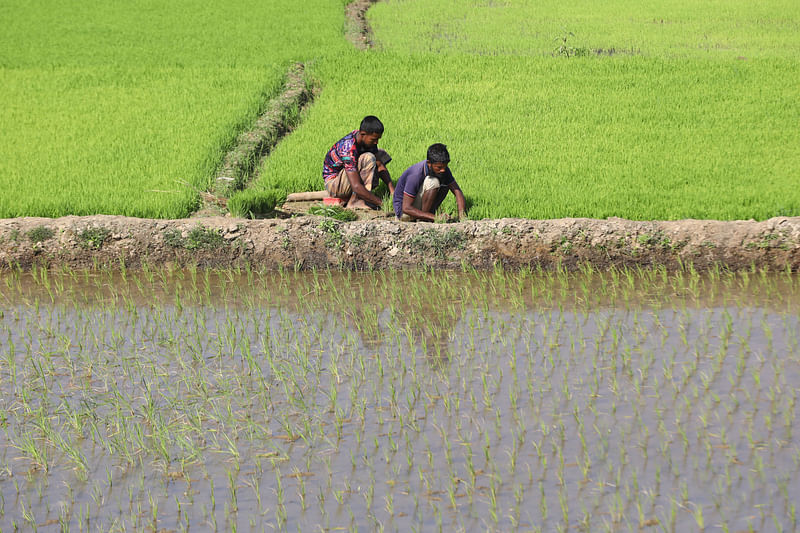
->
left=195, top=1, right=377, bottom=218
left=345, top=0, right=379, bottom=50
left=194, top=62, right=314, bottom=217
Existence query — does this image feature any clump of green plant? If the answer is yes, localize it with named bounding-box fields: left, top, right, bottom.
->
left=553, top=30, right=589, bottom=57
left=746, top=232, right=786, bottom=250
left=319, top=218, right=345, bottom=249
left=78, top=227, right=110, bottom=249
left=228, top=188, right=285, bottom=218
left=308, top=204, right=358, bottom=222
left=637, top=231, right=674, bottom=249
left=163, top=225, right=225, bottom=250
left=163, top=229, right=184, bottom=248
left=27, top=226, right=54, bottom=243
left=557, top=236, right=573, bottom=254
left=185, top=225, right=225, bottom=250
left=406, top=228, right=465, bottom=258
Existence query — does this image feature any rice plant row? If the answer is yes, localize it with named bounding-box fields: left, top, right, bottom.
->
left=256, top=0, right=800, bottom=220
left=1, top=264, right=798, bottom=531
left=0, top=0, right=349, bottom=218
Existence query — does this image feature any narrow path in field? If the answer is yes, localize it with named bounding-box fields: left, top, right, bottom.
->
left=195, top=0, right=378, bottom=218
left=345, top=0, right=379, bottom=49
left=193, top=63, right=314, bottom=217
left=263, top=0, right=390, bottom=220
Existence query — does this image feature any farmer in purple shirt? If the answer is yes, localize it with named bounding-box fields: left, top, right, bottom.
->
left=393, top=143, right=467, bottom=222
left=323, top=115, right=394, bottom=209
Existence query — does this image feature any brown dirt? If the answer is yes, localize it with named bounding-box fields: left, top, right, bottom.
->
left=2, top=215, right=799, bottom=271
left=345, top=0, right=379, bottom=50
left=277, top=200, right=395, bottom=220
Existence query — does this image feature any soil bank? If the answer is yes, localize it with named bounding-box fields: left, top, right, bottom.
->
left=1, top=215, right=799, bottom=271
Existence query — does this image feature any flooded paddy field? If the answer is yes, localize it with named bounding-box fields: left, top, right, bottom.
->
left=1, top=265, right=798, bottom=532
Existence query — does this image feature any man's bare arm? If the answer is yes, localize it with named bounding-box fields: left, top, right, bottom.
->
left=452, top=185, right=467, bottom=220
left=346, top=170, right=382, bottom=206
left=376, top=161, right=394, bottom=195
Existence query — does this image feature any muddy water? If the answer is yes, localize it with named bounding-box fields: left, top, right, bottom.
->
left=1, top=270, right=798, bottom=531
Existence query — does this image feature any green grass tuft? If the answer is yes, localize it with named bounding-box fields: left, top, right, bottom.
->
left=308, top=204, right=359, bottom=222
left=228, top=188, right=286, bottom=218
left=27, top=226, right=55, bottom=243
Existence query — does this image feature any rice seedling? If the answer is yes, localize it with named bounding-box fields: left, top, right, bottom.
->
left=0, top=265, right=799, bottom=529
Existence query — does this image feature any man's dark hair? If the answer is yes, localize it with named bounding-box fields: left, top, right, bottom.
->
left=359, top=115, right=384, bottom=134
left=427, top=143, right=450, bottom=164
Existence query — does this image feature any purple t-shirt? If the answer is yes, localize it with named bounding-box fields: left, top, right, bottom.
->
left=393, top=161, right=457, bottom=218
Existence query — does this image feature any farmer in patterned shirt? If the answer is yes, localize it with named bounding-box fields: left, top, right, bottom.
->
left=323, top=116, right=394, bottom=209
left=393, top=143, right=466, bottom=222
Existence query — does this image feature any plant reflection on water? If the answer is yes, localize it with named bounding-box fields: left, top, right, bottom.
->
left=1, top=265, right=798, bottom=531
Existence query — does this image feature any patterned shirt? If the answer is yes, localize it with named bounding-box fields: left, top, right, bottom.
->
left=322, top=131, right=375, bottom=182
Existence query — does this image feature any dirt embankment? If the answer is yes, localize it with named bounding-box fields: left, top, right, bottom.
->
left=2, top=215, right=799, bottom=271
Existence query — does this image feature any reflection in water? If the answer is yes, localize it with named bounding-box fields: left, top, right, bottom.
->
left=0, top=266, right=798, bottom=531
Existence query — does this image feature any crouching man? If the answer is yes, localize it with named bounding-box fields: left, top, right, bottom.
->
left=393, top=143, right=466, bottom=222
left=323, top=115, right=394, bottom=209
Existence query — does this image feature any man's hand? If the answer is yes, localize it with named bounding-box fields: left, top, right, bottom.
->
left=377, top=160, right=393, bottom=196
left=434, top=213, right=453, bottom=223
left=457, top=210, right=467, bottom=221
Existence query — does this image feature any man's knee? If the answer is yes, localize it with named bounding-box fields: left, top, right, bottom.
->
left=421, top=177, right=440, bottom=194
left=358, top=152, right=377, bottom=170
left=357, top=153, right=378, bottom=189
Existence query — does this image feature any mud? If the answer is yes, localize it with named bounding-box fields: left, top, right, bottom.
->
left=2, top=215, right=799, bottom=271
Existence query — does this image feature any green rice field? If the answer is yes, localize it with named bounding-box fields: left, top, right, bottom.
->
left=0, top=0, right=348, bottom=218
left=258, top=52, right=800, bottom=220
left=255, top=0, right=800, bottom=220
left=369, top=0, right=800, bottom=58
left=1, top=266, right=799, bottom=530
left=2, top=0, right=799, bottom=219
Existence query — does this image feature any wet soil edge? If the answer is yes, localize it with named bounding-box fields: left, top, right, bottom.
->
left=2, top=215, right=799, bottom=272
